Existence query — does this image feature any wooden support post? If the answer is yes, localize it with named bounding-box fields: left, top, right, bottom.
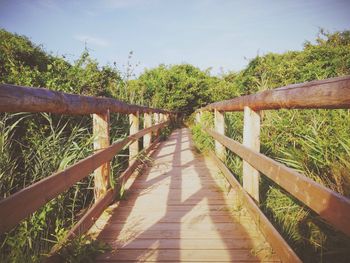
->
left=196, top=112, right=200, bottom=124
left=214, top=109, right=225, bottom=161
left=129, top=112, right=139, bottom=163
left=153, top=113, right=160, bottom=138
left=143, top=112, right=152, bottom=149
left=93, top=111, right=110, bottom=201
left=154, top=113, right=160, bottom=125
left=242, top=106, right=261, bottom=203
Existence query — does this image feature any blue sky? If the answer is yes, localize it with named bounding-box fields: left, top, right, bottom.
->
left=0, top=0, right=349, bottom=76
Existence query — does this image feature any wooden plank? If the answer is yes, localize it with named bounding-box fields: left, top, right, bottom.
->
left=99, top=229, right=260, bottom=239
left=96, top=249, right=278, bottom=262
left=143, top=112, right=152, bottom=148
left=108, top=238, right=258, bottom=250
left=93, top=111, right=111, bottom=201
left=205, top=128, right=350, bottom=237
left=242, top=106, right=261, bottom=203
left=129, top=112, right=139, bottom=162
left=0, top=84, right=170, bottom=115
left=95, top=128, right=279, bottom=263
left=0, top=122, right=167, bottom=234
left=214, top=109, right=225, bottom=161
left=209, top=151, right=301, bottom=263
left=203, top=75, right=350, bottom=112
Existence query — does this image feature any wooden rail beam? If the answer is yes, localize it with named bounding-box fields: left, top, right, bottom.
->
left=242, top=106, right=261, bottom=203
left=0, top=121, right=168, bottom=234
left=214, top=109, right=225, bottom=161
left=129, top=112, right=139, bottom=163
left=204, top=127, right=350, bottom=237
left=0, top=84, right=170, bottom=115
left=203, top=75, right=350, bottom=112
left=209, top=151, right=301, bottom=263
left=93, top=111, right=110, bottom=201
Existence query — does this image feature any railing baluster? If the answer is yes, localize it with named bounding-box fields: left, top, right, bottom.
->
left=154, top=112, right=160, bottom=138
left=214, top=109, right=225, bottom=161
left=143, top=112, right=152, bottom=148
left=242, top=106, right=261, bottom=203
left=129, top=112, right=139, bottom=163
left=195, top=111, right=200, bottom=123
left=93, top=111, right=110, bottom=201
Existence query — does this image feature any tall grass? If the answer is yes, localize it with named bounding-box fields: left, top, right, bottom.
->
left=0, top=112, right=131, bottom=262
left=191, top=108, right=350, bottom=262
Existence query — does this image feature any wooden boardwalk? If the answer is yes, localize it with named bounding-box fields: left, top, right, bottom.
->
left=92, top=128, right=280, bottom=262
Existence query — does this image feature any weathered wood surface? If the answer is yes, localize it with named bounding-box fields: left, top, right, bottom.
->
left=205, top=127, right=350, bottom=237
left=214, top=109, right=226, bottom=161
left=93, top=128, right=280, bottom=262
left=0, top=122, right=167, bottom=234
left=203, top=75, right=350, bottom=112
left=0, top=84, right=170, bottom=114
left=209, top=151, right=301, bottom=263
left=93, top=111, right=111, bottom=201
left=143, top=112, right=152, bottom=148
left=129, top=112, right=140, bottom=162
left=242, top=106, right=261, bottom=203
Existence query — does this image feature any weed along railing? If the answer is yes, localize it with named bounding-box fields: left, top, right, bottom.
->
left=197, top=75, right=350, bottom=263
left=0, top=84, right=174, bottom=242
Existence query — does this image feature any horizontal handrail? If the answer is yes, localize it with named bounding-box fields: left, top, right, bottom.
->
left=202, top=75, right=350, bottom=112
left=65, top=135, right=161, bottom=241
left=0, top=84, right=171, bottom=114
left=204, top=127, right=350, bottom=236
left=208, top=151, right=301, bottom=263
left=0, top=121, right=168, bottom=234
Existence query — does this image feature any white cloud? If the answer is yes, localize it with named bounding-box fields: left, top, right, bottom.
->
left=74, top=35, right=111, bottom=47
left=103, top=0, right=158, bottom=9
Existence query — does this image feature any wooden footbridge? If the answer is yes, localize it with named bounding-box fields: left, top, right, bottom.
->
left=1, top=76, right=350, bottom=262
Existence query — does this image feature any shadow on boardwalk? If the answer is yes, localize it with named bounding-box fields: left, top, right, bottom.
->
left=94, top=128, right=278, bottom=262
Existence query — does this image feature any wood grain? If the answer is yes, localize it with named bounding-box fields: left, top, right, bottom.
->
left=0, top=83, right=170, bottom=114
left=129, top=112, right=139, bottom=162
left=94, top=128, right=280, bottom=262
left=93, top=111, right=111, bottom=201
left=205, top=127, right=350, bottom=237
left=203, top=75, right=350, bottom=111
left=0, top=122, right=168, bottom=234
left=214, top=109, right=225, bottom=161
left=209, top=151, right=301, bottom=263
left=242, top=106, right=261, bottom=203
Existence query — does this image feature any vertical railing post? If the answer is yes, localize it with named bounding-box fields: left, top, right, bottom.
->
left=93, top=110, right=110, bottom=201
left=153, top=112, right=160, bottom=138
left=242, top=106, right=261, bottom=203
left=129, top=111, right=139, bottom=163
left=214, top=109, right=225, bottom=161
left=196, top=111, right=200, bottom=124
left=143, top=112, right=152, bottom=149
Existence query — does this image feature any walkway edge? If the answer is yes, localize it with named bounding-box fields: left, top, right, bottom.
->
left=208, top=150, right=301, bottom=263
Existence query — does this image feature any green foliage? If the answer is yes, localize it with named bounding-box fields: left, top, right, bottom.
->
left=0, top=29, right=132, bottom=262
left=1, top=27, right=350, bottom=263
left=55, top=235, right=110, bottom=263
left=128, top=64, right=220, bottom=115
left=192, top=29, right=350, bottom=262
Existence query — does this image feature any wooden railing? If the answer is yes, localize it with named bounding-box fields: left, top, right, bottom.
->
left=197, top=75, right=350, bottom=263
left=0, top=84, right=174, bottom=241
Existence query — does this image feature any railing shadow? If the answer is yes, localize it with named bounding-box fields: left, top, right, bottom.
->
left=95, top=128, right=268, bottom=261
